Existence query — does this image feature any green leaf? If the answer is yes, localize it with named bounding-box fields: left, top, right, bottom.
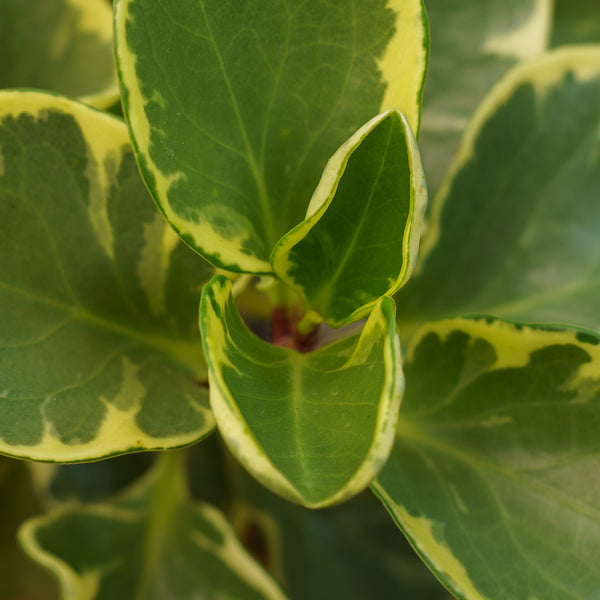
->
left=420, top=0, right=551, bottom=195
left=397, top=47, right=600, bottom=335
left=200, top=275, right=402, bottom=508
left=0, top=0, right=119, bottom=109
left=19, top=452, right=288, bottom=600
left=551, top=0, right=600, bottom=46
left=114, top=0, right=428, bottom=273
left=0, top=91, right=215, bottom=462
left=271, top=109, right=427, bottom=327
left=373, top=317, right=600, bottom=600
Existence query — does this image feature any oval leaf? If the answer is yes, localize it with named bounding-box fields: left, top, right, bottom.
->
left=0, top=0, right=119, bottom=109
left=20, top=452, right=288, bottom=600
left=271, top=109, right=427, bottom=327
left=200, top=275, right=402, bottom=508
left=0, top=91, right=214, bottom=461
left=114, top=0, right=428, bottom=273
left=398, top=47, right=600, bottom=334
left=373, top=317, right=600, bottom=600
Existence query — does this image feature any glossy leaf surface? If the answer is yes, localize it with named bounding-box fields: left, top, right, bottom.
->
left=374, top=318, right=600, bottom=600
left=420, top=0, right=551, bottom=195
left=20, top=452, right=288, bottom=600
left=200, top=276, right=402, bottom=508
left=272, top=109, right=427, bottom=327
left=0, top=0, right=119, bottom=109
left=398, top=48, right=600, bottom=334
left=0, top=91, right=214, bottom=462
left=115, top=0, right=428, bottom=273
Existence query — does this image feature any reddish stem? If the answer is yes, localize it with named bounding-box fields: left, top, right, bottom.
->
left=271, top=306, right=319, bottom=353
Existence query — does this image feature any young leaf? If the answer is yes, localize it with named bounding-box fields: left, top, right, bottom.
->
left=420, top=0, right=551, bottom=195
left=200, top=275, right=402, bottom=508
left=20, top=452, right=288, bottom=600
left=0, top=0, right=119, bottom=109
left=0, top=91, right=214, bottom=462
left=271, top=109, right=427, bottom=327
left=373, top=318, right=600, bottom=600
left=114, top=0, right=428, bottom=273
left=398, top=47, right=600, bottom=334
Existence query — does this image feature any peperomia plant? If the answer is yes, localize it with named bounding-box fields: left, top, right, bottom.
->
left=1, top=0, right=600, bottom=599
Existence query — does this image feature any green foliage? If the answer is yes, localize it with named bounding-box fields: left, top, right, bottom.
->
left=1, top=1, right=600, bottom=598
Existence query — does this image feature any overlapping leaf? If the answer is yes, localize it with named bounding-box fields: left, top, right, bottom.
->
left=200, top=275, right=402, bottom=508
left=271, top=109, right=427, bottom=327
left=20, top=452, right=288, bottom=600
left=373, top=317, right=600, bottom=600
left=0, top=0, right=119, bottom=108
left=398, top=47, right=600, bottom=335
left=0, top=91, right=214, bottom=462
left=115, top=0, right=428, bottom=273
left=420, top=0, right=551, bottom=195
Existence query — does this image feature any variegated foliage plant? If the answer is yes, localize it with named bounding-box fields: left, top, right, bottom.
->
left=1, top=0, right=599, bottom=599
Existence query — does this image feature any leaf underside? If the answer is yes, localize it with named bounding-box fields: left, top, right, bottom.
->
left=0, top=91, right=214, bottom=462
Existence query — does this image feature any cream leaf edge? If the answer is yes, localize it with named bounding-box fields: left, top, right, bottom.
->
left=200, top=275, right=404, bottom=508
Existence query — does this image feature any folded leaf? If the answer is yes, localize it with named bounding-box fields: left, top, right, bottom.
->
left=271, top=109, right=427, bottom=327
left=115, top=0, right=428, bottom=273
left=0, top=91, right=214, bottom=462
left=398, top=47, right=600, bottom=334
left=20, top=452, right=288, bottom=600
left=420, top=0, right=551, bottom=195
left=0, top=0, right=119, bottom=109
left=200, top=275, right=402, bottom=508
left=373, top=317, right=600, bottom=600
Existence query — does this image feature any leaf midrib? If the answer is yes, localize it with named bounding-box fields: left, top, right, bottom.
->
left=316, top=117, right=396, bottom=318
left=198, top=0, right=275, bottom=247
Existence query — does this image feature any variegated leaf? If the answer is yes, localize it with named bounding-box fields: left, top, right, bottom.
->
left=374, top=318, right=600, bottom=600
left=200, top=275, right=402, bottom=508
left=271, top=109, right=427, bottom=327
left=398, top=47, right=600, bottom=336
left=421, top=0, right=551, bottom=195
left=114, top=0, right=428, bottom=273
left=0, top=91, right=214, bottom=462
left=20, top=452, right=288, bottom=600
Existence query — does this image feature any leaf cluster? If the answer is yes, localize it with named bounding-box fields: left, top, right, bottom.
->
left=1, top=1, right=600, bottom=599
